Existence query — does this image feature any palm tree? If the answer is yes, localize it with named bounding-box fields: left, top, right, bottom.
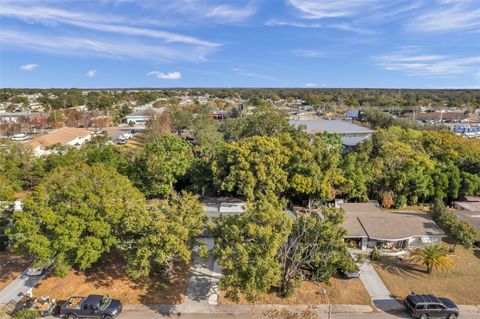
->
left=410, top=243, right=453, bottom=274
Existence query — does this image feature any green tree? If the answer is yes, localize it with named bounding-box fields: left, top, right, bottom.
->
left=212, top=197, right=292, bottom=303
left=127, top=191, right=206, bottom=278
left=282, top=132, right=345, bottom=206
left=410, top=243, right=453, bottom=274
left=278, top=208, right=349, bottom=296
left=213, top=136, right=289, bottom=201
left=130, top=136, right=194, bottom=198
left=9, top=163, right=147, bottom=276
left=221, top=102, right=292, bottom=140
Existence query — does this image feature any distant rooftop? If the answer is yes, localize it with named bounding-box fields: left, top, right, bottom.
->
left=290, top=119, right=373, bottom=146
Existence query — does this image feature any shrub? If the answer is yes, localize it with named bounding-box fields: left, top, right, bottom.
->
left=12, top=309, right=39, bottom=319
left=393, top=195, right=407, bottom=209
left=370, top=247, right=381, bottom=261
left=430, top=199, right=478, bottom=248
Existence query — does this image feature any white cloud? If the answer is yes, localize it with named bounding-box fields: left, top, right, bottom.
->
left=86, top=70, right=96, bottom=77
left=288, top=0, right=380, bottom=19
left=232, top=68, right=283, bottom=83
left=205, top=4, right=256, bottom=22
left=147, top=71, right=182, bottom=80
left=292, top=49, right=324, bottom=58
left=1, top=29, right=214, bottom=62
left=20, top=63, right=38, bottom=71
left=0, top=4, right=219, bottom=48
left=373, top=48, right=480, bottom=78
left=407, top=1, right=480, bottom=33
left=305, top=83, right=316, bottom=87
left=265, top=19, right=375, bottom=34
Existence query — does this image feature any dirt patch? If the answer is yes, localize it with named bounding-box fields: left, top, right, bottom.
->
left=33, top=253, right=189, bottom=305
left=221, top=276, right=371, bottom=305
left=0, top=250, right=31, bottom=291
left=374, top=245, right=480, bottom=304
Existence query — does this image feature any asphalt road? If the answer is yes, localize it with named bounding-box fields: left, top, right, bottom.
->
left=112, top=309, right=479, bottom=319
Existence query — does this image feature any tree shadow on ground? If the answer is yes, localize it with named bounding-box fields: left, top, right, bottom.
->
left=82, top=250, right=188, bottom=306
left=374, top=257, right=426, bottom=279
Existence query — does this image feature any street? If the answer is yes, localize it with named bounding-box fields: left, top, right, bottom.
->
left=109, top=309, right=480, bottom=319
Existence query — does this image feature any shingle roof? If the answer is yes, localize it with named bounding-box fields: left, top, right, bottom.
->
left=28, top=127, right=91, bottom=148
left=339, top=203, right=445, bottom=240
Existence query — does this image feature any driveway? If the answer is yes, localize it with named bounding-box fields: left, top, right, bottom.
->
left=183, top=237, right=221, bottom=306
left=359, top=262, right=404, bottom=312
left=0, top=270, right=43, bottom=304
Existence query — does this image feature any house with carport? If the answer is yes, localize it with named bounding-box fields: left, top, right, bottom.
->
left=339, top=203, right=445, bottom=255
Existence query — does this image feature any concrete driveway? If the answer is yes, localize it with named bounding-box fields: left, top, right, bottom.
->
left=0, top=270, right=44, bottom=305
left=359, top=262, right=404, bottom=312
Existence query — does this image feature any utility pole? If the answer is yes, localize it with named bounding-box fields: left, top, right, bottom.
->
left=321, top=288, right=331, bottom=319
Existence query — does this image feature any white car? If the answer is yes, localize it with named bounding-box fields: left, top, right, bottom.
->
left=122, top=132, right=133, bottom=139
left=26, top=266, right=47, bottom=276
left=11, top=133, right=29, bottom=141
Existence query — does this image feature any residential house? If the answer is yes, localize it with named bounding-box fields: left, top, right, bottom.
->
left=123, top=106, right=164, bottom=125
left=27, top=126, right=92, bottom=156
left=339, top=203, right=445, bottom=255
left=289, top=119, right=374, bottom=147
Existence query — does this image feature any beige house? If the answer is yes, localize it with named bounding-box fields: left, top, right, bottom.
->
left=27, top=127, right=92, bottom=156
left=340, top=203, right=445, bottom=255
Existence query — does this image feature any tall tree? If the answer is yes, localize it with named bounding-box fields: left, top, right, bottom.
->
left=127, top=191, right=206, bottom=278
left=278, top=208, right=349, bottom=296
left=130, top=136, right=194, bottom=198
left=213, top=136, right=289, bottom=201
left=212, top=197, right=292, bottom=303
left=9, top=163, right=147, bottom=276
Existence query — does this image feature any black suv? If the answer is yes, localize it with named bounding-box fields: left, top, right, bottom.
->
left=405, top=294, right=459, bottom=319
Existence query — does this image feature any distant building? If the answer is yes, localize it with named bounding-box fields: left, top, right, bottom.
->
left=27, top=126, right=92, bottom=156
left=404, top=111, right=468, bottom=123
left=123, top=106, right=164, bottom=125
left=345, top=109, right=361, bottom=120
left=0, top=112, right=45, bottom=123
left=289, top=119, right=373, bottom=146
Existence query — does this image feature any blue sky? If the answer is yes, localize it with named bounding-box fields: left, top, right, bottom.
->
left=0, top=0, right=479, bottom=88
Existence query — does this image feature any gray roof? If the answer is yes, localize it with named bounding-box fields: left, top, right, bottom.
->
left=358, top=213, right=445, bottom=241
left=204, top=197, right=245, bottom=218
left=339, top=203, right=445, bottom=240
left=126, top=107, right=164, bottom=118
left=290, top=119, right=373, bottom=135
left=454, top=201, right=480, bottom=212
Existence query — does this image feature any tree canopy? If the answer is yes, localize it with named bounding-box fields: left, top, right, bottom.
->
left=10, top=163, right=147, bottom=276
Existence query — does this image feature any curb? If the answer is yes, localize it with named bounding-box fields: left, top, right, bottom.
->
left=123, top=304, right=374, bottom=314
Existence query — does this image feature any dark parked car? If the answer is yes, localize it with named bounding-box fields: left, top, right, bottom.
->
left=405, top=294, right=459, bottom=319
left=60, top=295, right=122, bottom=319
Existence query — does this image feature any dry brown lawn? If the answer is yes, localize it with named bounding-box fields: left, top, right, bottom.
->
left=374, top=246, right=480, bottom=305
left=33, top=253, right=189, bottom=305
left=0, top=250, right=31, bottom=291
left=221, top=276, right=371, bottom=305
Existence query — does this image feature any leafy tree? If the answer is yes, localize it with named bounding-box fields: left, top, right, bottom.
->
left=192, top=113, right=223, bottom=148
left=9, top=163, right=147, bottom=276
left=278, top=208, right=349, bottom=297
left=0, top=175, right=16, bottom=202
left=282, top=132, right=345, bottom=206
left=130, top=136, right=194, bottom=198
left=410, top=243, right=453, bottom=274
left=212, top=197, right=292, bottom=303
left=221, top=102, right=292, bottom=140
left=213, top=136, right=289, bottom=201
left=127, top=191, right=206, bottom=278
left=0, top=138, right=44, bottom=190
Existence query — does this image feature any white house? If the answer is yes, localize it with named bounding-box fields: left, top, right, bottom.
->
left=27, top=126, right=92, bottom=156
left=123, top=106, right=164, bottom=125
left=340, top=203, right=445, bottom=255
